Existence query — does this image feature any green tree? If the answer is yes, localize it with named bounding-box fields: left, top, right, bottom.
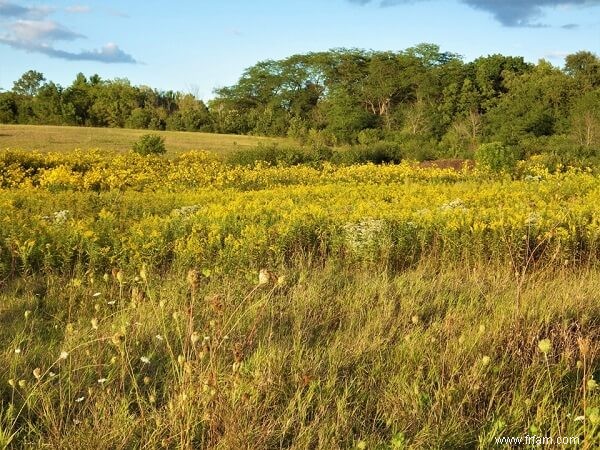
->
left=571, top=89, right=600, bottom=147
left=565, top=51, right=600, bottom=90
left=485, top=60, right=573, bottom=144
left=0, top=93, right=18, bottom=123
left=33, top=82, right=64, bottom=125
left=12, top=70, right=46, bottom=97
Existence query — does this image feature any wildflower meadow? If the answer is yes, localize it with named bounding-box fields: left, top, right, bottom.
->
left=1, top=148, right=599, bottom=448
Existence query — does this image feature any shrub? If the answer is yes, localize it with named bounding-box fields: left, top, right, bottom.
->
left=132, top=134, right=166, bottom=156
left=388, top=132, right=439, bottom=161
left=331, top=142, right=403, bottom=165
left=475, top=142, right=520, bottom=173
left=357, top=128, right=384, bottom=145
left=226, top=143, right=331, bottom=167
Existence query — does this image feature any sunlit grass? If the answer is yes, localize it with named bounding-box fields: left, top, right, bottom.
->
left=0, top=124, right=286, bottom=155
left=1, top=263, right=599, bottom=447
left=1, top=147, right=599, bottom=447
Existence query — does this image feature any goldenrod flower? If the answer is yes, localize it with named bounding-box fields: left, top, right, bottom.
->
left=538, top=339, right=552, bottom=355
left=111, top=333, right=125, bottom=346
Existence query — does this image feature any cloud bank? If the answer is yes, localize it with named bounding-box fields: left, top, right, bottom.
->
left=0, top=37, right=138, bottom=63
left=0, top=1, right=137, bottom=63
left=348, top=0, right=600, bottom=27
left=0, top=0, right=52, bottom=19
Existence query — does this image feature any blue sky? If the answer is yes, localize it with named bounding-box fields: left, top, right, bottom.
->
left=1, top=0, right=599, bottom=100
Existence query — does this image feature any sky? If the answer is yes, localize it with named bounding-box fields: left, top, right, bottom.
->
left=1, top=0, right=599, bottom=100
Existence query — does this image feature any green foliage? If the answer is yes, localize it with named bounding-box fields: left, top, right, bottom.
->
left=226, top=143, right=332, bottom=166
left=331, top=142, right=403, bottom=165
left=475, top=142, right=519, bottom=172
left=0, top=93, right=18, bottom=123
left=12, top=70, right=46, bottom=96
left=3, top=46, right=600, bottom=162
left=132, top=133, right=166, bottom=156
left=519, top=135, right=600, bottom=171
left=357, top=128, right=384, bottom=145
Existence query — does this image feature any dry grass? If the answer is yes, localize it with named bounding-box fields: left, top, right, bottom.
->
left=1, top=263, right=599, bottom=448
left=0, top=124, right=286, bottom=155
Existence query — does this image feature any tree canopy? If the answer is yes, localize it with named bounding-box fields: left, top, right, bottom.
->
left=1, top=44, right=599, bottom=160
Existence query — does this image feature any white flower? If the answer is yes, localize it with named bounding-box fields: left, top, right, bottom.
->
left=14, top=348, right=21, bottom=354
left=75, top=396, right=85, bottom=403
left=97, top=378, right=108, bottom=384
left=92, top=292, right=102, bottom=297
left=107, top=300, right=116, bottom=305
left=140, top=356, right=151, bottom=364
left=59, top=351, right=69, bottom=360
left=155, top=335, right=164, bottom=341
left=258, top=269, right=271, bottom=286
left=574, top=416, right=585, bottom=422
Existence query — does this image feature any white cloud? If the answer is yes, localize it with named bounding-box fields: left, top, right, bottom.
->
left=65, top=5, right=91, bottom=14
left=0, top=37, right=138, bottom=63
left=0, top=1, right=137, bottom=63
left=8, top=20, right=84, bottom=42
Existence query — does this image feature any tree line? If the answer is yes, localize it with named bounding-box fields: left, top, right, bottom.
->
left=0, top=71, right=212, bottom=132
left=1, top=43, right=599, bottom=160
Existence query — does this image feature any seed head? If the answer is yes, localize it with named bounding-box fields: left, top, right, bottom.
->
left=111, top=333, right=125, bottom=346
left=33, top=368, right=42, bottom=380
left=538, top=338, right=552, bottom=355
left=186, top=269, right=200, bottom=293
left=578, top=337, right=591, bottom=358
left=258, top=269, right=271, bottom=286
left=587, top=378, right=598, bottom=391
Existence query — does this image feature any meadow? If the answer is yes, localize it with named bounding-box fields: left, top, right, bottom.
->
left=0, top=124, right=284, bottom=155
left=1, top=133, right=600, bottom=448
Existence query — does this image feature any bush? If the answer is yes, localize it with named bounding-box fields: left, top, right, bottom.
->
left=475, top=142, right=520, bottom=173
left=357, top=128, right=384, bottom=145
left=331, top=142, right=403, bottom=165
left=226, top=143, right=332, bottom=167
left=387, top=132, right=439, bottom=161
left=132, top=134, right=166, bottom=156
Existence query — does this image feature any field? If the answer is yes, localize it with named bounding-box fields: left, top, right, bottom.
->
left=0, top=124, right=284, bottom=154
left=1, top=130, right=600, bottom=448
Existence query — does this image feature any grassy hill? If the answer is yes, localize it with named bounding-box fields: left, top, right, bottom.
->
left=0, top=124, right=286, bottom=155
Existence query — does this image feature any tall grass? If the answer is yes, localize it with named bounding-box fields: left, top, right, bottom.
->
left=1, top=260, right=599, bottom=448
left=1, top=150, right=599, bottom=448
